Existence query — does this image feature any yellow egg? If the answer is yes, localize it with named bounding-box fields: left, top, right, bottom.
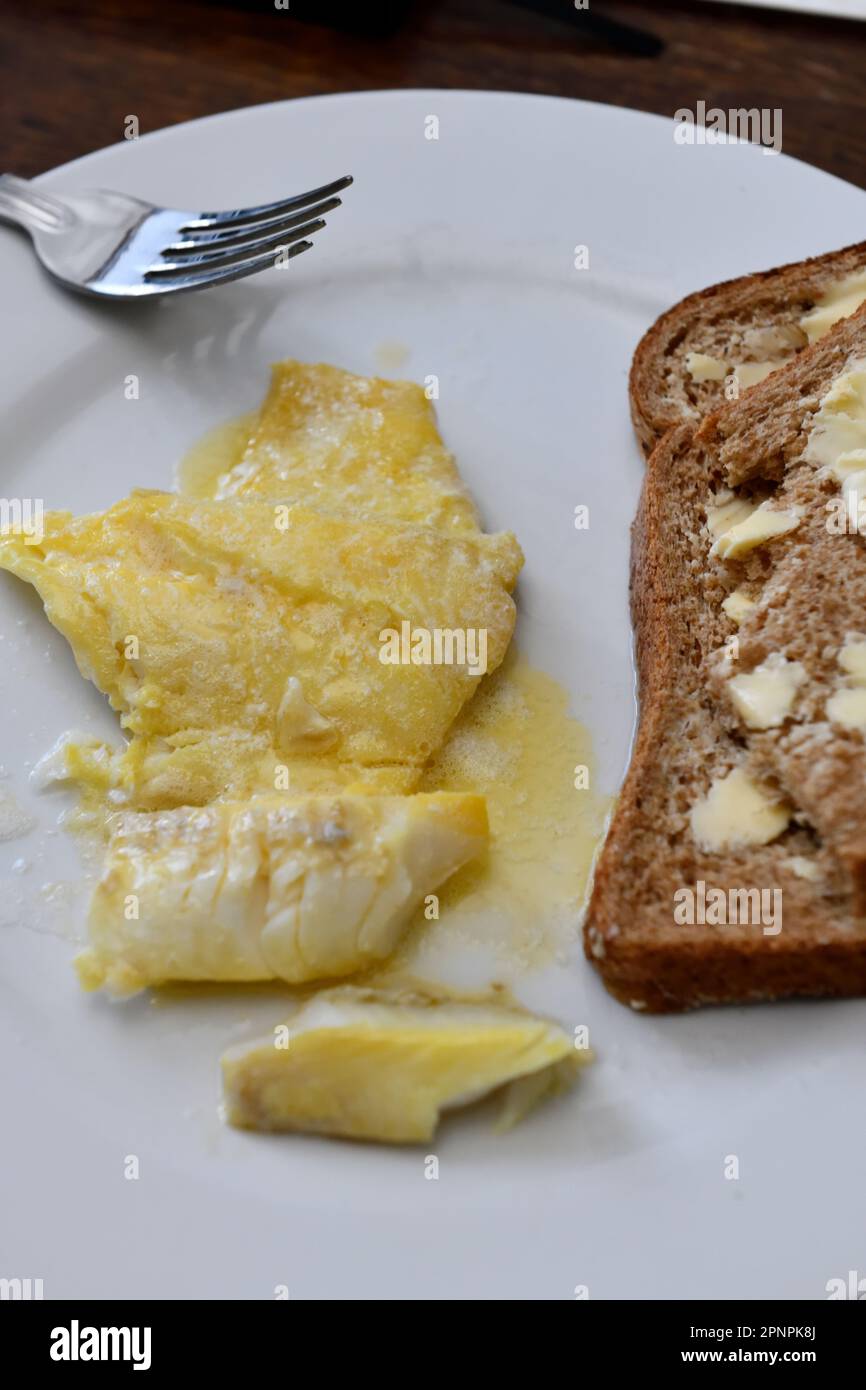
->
left=0, top=358, right=590, bottom=1149
left=0, top=490, right=520, bottom=810
left=213, top=360, right=481, bottom=536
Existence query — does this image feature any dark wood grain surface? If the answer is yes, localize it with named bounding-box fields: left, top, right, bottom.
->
left=2, top=0, right=864, bottom=189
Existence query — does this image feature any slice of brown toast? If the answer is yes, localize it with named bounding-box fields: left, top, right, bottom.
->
left=630, top=240, right=866, bottom=456
left=585, top=305, right=866, bottom=1012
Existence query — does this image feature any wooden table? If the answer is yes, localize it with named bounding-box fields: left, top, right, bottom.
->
left=3, top=0, right=865, bottom=190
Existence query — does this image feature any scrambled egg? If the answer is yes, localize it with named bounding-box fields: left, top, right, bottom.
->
left=78, top=792, right=487, bottom=995
left=0, top=489, right=521, bottom=808
left=0, top=358, right=589, bottom=1142
left=221, top=983, right=588, bottom=1143
left=210, top=361, right=481, bottom=534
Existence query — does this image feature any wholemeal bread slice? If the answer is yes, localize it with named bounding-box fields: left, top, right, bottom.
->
left=701, top=311, right=866, bottom=909
left=630, top=240, right=866, bottom=455
left=586, top=304, right=866, bottom=1012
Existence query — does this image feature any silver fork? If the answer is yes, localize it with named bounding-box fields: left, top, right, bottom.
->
left=0, top=173, right=352, bottom=300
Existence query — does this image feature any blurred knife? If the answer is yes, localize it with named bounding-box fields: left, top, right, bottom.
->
left=507, top=0, right=664, bottom=57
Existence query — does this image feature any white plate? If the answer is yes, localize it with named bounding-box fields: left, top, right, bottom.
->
left=2, top=91, right=865, bottom=1301
left=698, top=0, right=866, bottom=19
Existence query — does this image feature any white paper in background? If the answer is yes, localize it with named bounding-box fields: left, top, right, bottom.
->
left=697, top=0, right=866, bottom=19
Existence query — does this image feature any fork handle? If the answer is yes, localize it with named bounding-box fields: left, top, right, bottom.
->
left=0, top=174, right=72, bottom=234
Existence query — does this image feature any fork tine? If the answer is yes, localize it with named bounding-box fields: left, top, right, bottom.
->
left=150, top=219, right=326, bottom=277
left=146, top=239, right=314, bottom=293
left=182, top=176, right=352, bottom=232
left=164, top=197, right=342, bottom=256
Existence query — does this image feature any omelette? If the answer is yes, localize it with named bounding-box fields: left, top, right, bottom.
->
left=221, top=983, right=589, bottom=1143
left=208, top=360, right=481, bottom=534
left=79, top=793, right=487, bottom=995
left=0, top=489, right=521, bottom=809
left=0, top=359, right=587, bottom=1143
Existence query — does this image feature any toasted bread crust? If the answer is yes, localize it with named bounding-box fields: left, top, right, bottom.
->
left=588, top=309, right=866, bottom=1012
left=629, top=239, right=866, bottom=455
